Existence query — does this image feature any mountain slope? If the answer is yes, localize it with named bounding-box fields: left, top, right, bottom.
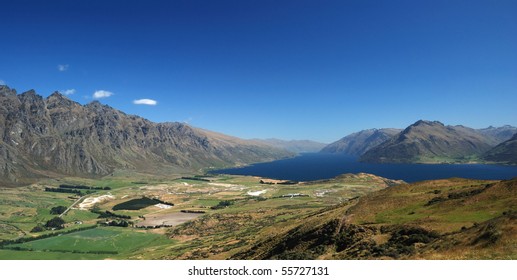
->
left=360, top=120, right=494, bottom=163
left=0, top=86, right=292, bottom=185
left=253, top=138, right=327, bottom=153
left=477, top=125, right=517, bottom=144
left=320, top=128, right=401, bottom=156
left=483, top=133, right=517, bottom=164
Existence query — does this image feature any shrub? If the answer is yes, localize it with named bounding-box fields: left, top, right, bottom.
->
left=50, top=206, right=67, bottom=215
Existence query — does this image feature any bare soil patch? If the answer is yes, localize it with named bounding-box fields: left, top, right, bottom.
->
left=136, top=212, right=202, bottom=227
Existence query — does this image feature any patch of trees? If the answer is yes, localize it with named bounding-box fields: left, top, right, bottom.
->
left=134, top=224, right=173, bottom=229
left=259, top=180, right=298, bottom=185
left=180, top=210, right=206, bottom=214
left=91, top=209, right=131, bottom=219
left=99, top=220, right=130, bottom=227
left=30, top=225, right=45, bottom=233
left=59, top=184, right=110, bottom=190
left=211, top=200, right=234, bottom=210
left=50, top=206, right=67, bottom=215
left=45, top=187, right=82, bottom=195
left=280, top=194, right=309, bottom=198
left=181, top=176, right=211, bottom=182
left=44, top=217, right=66, bottom=229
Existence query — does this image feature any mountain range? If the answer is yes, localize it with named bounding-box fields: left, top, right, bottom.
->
left=0, top=86, right=292, bottom=185
left=2, top=85, right=516, bottom=186
left=322, top=120, right=517, bottom=164
left=320, top=128, right=401, bottom=156
left=252, top=138, right=326, bottom=154
left=483, top=133, right=517, bottom=164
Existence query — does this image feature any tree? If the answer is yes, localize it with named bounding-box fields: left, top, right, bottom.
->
left=50, top=206, right=67, bottom=215
left=30, top=225, right=45, bottom=233
left=44, top=217, right=66, bottom=229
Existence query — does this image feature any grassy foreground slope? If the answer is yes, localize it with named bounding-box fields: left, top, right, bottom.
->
left=234, top=178, right=517, bottom=259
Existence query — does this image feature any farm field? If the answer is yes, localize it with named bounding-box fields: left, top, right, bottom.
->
left=4, top=227, right=171, bottom=259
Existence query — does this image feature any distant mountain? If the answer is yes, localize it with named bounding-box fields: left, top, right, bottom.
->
left=320, top=128, right=401, bottom=156
left=360, top=120, right=494, bottom=163
left=0, top=86, right=292, bottom=185
left=483, top=133, right=517, bottom=164
left=253, top=138, right=327, bottom=154
left=477, top=125, right=517, bottom=144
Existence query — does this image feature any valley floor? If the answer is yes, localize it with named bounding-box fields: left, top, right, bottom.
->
left=0, top=172, right=515, bottom=260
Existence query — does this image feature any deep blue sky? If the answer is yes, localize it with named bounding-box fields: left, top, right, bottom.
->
left=1, top=0, right=516, bottom=143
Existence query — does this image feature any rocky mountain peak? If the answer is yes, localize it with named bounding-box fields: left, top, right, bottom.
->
left=18, top=89, right=38, bottom=98
left=46, top=91, right=79, bottom=109
left=48, top=91, right=65, bottom=99
left=412, top=120, right=444, bottom=127
left=0, top=85, right=17, bottom=97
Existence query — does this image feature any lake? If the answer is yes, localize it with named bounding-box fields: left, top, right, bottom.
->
left=212, top=153, right=517, bottom=183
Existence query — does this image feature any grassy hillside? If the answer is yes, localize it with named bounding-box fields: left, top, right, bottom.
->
left=235, top=178, right=517, bottom=259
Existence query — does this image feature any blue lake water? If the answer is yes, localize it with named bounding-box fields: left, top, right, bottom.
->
left=212, top=153, right=517, bottom=183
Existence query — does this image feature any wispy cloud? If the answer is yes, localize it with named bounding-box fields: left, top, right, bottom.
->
left=57, top=64, right=69, bottom=72
left=93, top=90, right=114, bottom=99
left=0, top=80, right=5, bottom=85
left=133, top=98, right=157, bottom=105
left=60, top=89, right=76, bottom=95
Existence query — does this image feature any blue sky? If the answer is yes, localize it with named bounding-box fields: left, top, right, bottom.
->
left=1, top=0, right=516, bottom=143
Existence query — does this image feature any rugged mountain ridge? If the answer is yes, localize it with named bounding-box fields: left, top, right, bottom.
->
left=253, top=138, right=327, bottom=154
left=0, top=86, right=292, bottom=185
left=360, top=120, right=499, bottom=163
left=322, top=122, right=516, bottom=164
left=483, top=133, right=517, bottom=164
left=477, top=126, right=517, bottom=144
left=320, top=128, right=401, bottom=156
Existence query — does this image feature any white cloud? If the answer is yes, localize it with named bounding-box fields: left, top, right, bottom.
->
left=0, top=80, right=5, bottom=85
left=60, top=89, right=76, bottom=95
left=133, top=98, right=157, bottom=105
left=57, top=64, right=69, bottom=72
left=93, top=90, right=114, bottom=99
